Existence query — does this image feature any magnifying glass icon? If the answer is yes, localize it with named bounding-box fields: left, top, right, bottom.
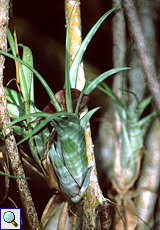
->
left=3, top=211, right=18, bottom=227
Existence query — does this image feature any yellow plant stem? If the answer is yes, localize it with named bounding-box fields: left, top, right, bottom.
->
left=65, top=0, right=85, bottom=91
left=65, top=1, right=110, bottom=228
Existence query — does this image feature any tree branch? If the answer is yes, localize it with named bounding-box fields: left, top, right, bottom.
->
left=121, top=0, right=160, bottom=118
left=65, top=1, right=111, bottom=229
left=0, top=1, right=40, bottom=229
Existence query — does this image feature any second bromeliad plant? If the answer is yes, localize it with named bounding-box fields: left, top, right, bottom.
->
left=96, top=73, right=156, bottom=228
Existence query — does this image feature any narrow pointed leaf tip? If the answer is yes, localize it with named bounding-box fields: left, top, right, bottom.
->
left=84, top=67, right=130, bottom=94
left=80, top=107, right=100, bottom=129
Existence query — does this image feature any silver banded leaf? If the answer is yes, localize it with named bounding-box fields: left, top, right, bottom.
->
left=48, top=113, right=92, bottom=203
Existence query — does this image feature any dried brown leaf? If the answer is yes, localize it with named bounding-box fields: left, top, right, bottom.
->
left=57, top=202, right=68, bottom=230
left=40, top=194, right=64, bottom=229
left=41, top=153, right=59, bottom=190
left=32, top=88, right=90, bottom=123
left=55, top=88, right=90, bottom=112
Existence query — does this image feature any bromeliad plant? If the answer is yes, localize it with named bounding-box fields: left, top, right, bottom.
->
left=1, top=4, right=129, bottom=204
left=97, top=79, right=156, bottom=228
left=97, top=81, right=156, bottom=193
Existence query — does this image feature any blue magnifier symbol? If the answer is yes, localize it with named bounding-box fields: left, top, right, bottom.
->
left=3, top=211, right=18, bottom=227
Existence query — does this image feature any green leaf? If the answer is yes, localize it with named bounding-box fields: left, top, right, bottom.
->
left=75, top=79, right=90, bottom=114
left=139, top=111, right=156, bottom=137
left=132, top=96, right=152, bottom=119
left=64, top=3, right=76, bottom=113
left=7, top=103, right=25, bottom=118
left=80, top=107, right=100, bottom=129
left=3, top=111, right=69, bottom=145
left=7, top=29, right=30, bottom=102
left=97, top=81, right=132, bottom=120
left=48, top=143, right=80, bottom=199
left=5, top=88, right=23, bottom=108
left=7, top=28, right=16, bottom=56
left=85, top=67, right=130, bottom=94
left=0, top=170, right=31, bottom=179
left=11, top=125, right=26, bottom=136
left=22, top=45, right=34, bottom=103
left=69, top=4, right=120, bottom=88
left=49, top=113, right=91, bottom=203
left=0, top=50, right=62, bottom=112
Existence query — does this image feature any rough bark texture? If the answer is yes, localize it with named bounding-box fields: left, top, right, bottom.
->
left=0, top=1, right=40, bottom=229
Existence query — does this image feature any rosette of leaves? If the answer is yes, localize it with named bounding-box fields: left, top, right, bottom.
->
left=47, top=114, right=93, bottom=203
left=97, top=79, right=156, bottom=228
left=1, top=4, right=129, bottom=203
left=97, top=81, right=156, bottom=193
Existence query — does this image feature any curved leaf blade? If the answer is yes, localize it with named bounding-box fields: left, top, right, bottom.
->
left=85, top=67, right=130, bottom=94
left=69, top=5, right=120, bottom=88
left=80, top=107, right=100, bottom=129
left=0, top=50, right=62, bottom=112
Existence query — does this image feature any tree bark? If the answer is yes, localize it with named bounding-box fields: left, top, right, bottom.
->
left=121, top=0, right=160, bottom=118
left=0, top=1, right=40, bottom=229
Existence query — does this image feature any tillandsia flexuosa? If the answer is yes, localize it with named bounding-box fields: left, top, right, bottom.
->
left=1, top=4, right=129, bottom=203
left=97, top=81, right=156, bottom=193
left=97, top=80, right=156, bottom=229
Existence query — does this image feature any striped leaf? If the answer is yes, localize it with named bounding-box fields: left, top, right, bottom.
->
left=98, top=81, right=155, bottom=191
left=48, top=113, right=92, bottom=203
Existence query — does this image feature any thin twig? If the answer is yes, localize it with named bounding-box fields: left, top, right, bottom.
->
left=112, top=0, right=126, bottom=135
left=112, top=0, right=126, bottom=98
left=121, top=0, right=160, bottom=118
left=0, top=1, right=40, bottom=229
